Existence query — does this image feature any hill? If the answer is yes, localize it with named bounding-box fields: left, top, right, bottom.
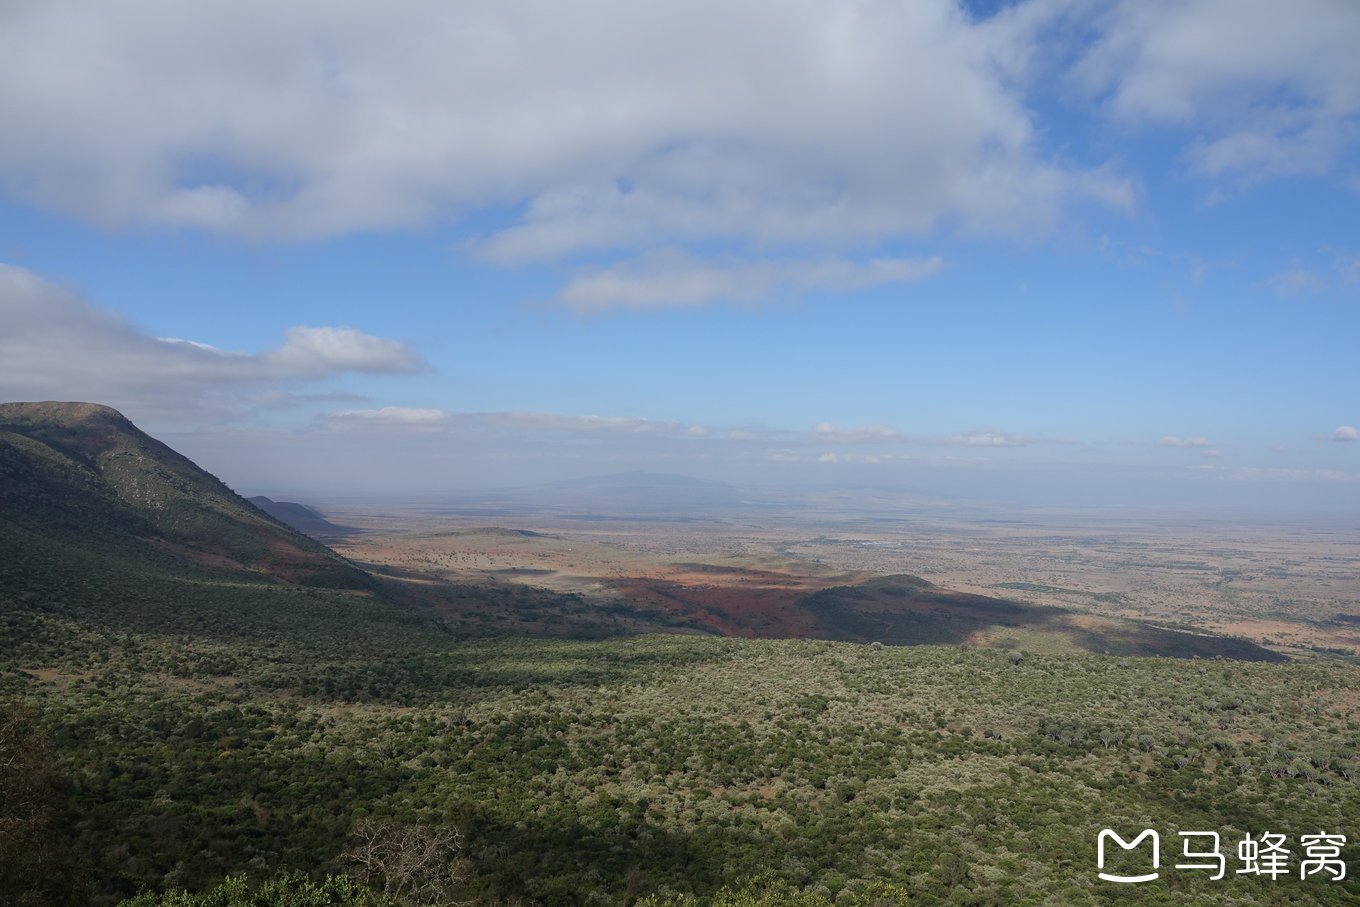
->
left=0, top=402, right=697, bottom=644
left=246, top=496, right=356, bottom=538
left=0, top=402, right=369, bottom=589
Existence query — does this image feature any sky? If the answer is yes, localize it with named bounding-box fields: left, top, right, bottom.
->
left=0, top=0, right=1357, bottom=511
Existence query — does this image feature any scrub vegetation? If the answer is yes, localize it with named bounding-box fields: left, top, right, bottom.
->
left=6, top=596, right=1360, bottom=905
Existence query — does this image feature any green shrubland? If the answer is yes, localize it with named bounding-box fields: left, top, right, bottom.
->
left=5, top=591, right=1360, bottom=905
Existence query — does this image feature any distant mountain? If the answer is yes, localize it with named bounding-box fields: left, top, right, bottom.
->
left=246, top=496, right=355, bottom=538
left=0, top=401, right=369, bottom=589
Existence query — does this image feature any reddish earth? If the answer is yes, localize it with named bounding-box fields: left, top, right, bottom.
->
left=329, top=527, right=864, bottom=637
left=607, top=569, right=826, bottom=638
left=323, top=524, right=1291, bottom=659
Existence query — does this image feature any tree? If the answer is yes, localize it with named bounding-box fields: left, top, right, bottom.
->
left=117, top=873, right=394, bottom=906
left=0, top=703, right=70, bottom=906
left=344, top=818, right=467, bottom=906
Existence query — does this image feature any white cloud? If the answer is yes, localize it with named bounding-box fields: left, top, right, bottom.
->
left=327, top=406, right=449, bottom=429
left=1264, top=260, right=1328, bottom=297
left=0, top=0, right=1128, bottom=252
left=1077, top=0, right=1360, bottom=182
left=318, top=405, right=721, bottom=441
left=153, top=185, right=251, bottom=230
left=1, top=0, right=1348, bottom=316
left=483, top=411, right=683, bottom=434
left=934, top=429, right=1031, bottom=447
left=558, top=249, right=943, bottom=311
left=148, top=326, right=427, bottom=379
left=1334, top=253, right=1360, bottom=285
left=1158, top=435, right=1215, bottom=448
left=261, top=326, right=427, bottom=377
left=817, top=452, right=899, bottom=465
left=257, top=390, right=369, bottom=410
left=1333, top=425, right=1358, bottom=441
left=0, top=262, right=426, bottom=421
left=1226, top=467, right=1357, bottom=484
left=812, top=422, right=904, bottom=443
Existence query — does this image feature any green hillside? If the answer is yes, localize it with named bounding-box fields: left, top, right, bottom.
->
left=0, top=402, right=371, bottom=589
left=0, top=402, right=665, bottom=646
left=6, top=629, right=1360, bottom=906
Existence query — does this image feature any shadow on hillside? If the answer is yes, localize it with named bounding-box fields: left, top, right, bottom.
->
left=460, top=800, right=733, bottom=904
left=797, top=574, right=1285, bottom=662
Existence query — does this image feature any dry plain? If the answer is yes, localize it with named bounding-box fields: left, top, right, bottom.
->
left=311, top=494, right=1360, bottom=662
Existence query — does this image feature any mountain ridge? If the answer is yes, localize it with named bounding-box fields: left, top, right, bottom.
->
left=246, top=496, right=356, bottom=538
left=0, top=401, right=693, bottom=643
left=0, top=401, right=369, bottom=589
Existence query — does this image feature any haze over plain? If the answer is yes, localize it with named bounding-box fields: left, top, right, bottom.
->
left=0, top=0, right=1357, bottom=510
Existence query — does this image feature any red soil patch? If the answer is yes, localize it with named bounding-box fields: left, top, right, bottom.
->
left=611, top=579, right=818, bottom=637
left=608, top=566, right=830, bottom=638
left=329, top=528, right=865, bottom=636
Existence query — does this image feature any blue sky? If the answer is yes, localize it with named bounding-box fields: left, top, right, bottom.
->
left=1, top=0, right=1357, bottom=509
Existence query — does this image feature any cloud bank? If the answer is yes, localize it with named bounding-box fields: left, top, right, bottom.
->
left=5, top=0, right=1355, bottom=309
left=0, top=263, right=426, bottom=421
left=559, top=251, right=943, bottom=311
left=1158, top=435, right=1215, bottom=448
left=321, top=407, right=700, bottom=437
left=1076, top=0, right=1360, bottom=182
left=0, top=0, right=1129, bottom=251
